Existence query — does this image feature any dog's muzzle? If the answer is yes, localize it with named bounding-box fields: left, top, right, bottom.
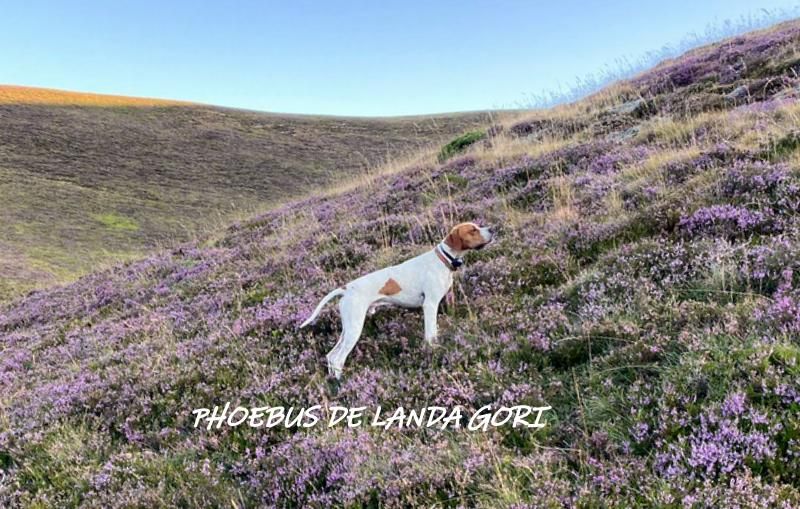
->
left=476, top=227, right=494, bottom=249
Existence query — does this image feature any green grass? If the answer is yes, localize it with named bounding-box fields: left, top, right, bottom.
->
left=438, top=130, right=487, bottom=162
left=92, top=213, right=139, bottom=231
left=767, top=130, right=800, bottom=160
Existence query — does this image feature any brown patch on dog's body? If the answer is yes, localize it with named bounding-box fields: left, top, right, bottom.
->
left=378, top=278, right=402, bottom=295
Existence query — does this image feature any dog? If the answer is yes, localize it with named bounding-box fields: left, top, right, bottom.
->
left=299, top=222, right=493, bottom=378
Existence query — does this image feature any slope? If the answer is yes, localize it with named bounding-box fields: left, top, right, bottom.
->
left=0, top=86, right=497, bottom=299
left=2, top=20, right=800, bottom=507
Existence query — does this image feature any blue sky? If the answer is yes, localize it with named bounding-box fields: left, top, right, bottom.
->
left=2, top=1, right=799, bottom=116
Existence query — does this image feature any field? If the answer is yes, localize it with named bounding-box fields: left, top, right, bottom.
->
left=0, top=85, right=192, bottom=107
left=3, top=19, right=800, bottom=508
left=0, top=86, right=498, bottom=300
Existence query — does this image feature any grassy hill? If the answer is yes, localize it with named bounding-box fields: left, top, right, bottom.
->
left=0, top=86, right=497, bottom=300
left=3, top=20, right=800, bottom=507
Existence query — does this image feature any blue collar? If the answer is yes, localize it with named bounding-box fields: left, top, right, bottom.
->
left=436, top=243, right=463, bottom=270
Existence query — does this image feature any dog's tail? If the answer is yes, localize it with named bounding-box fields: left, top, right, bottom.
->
left=299, top=288, right=345, bottom=328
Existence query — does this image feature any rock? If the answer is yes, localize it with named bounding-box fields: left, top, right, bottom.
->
left=603, top=98, right=654, bottom=119
left=607, top=126, right=639, bottom=142
left=726, top=85, right=749, bottom=100
left=607, top=99, right=644, bottom=115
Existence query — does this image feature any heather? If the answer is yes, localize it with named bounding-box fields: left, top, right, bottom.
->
left=3, top=20, right=800, bottom=508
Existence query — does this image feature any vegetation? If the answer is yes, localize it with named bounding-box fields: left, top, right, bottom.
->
left=0, top=86, right=497, bottom=300
left=3, top=19, right=800, bottom=509
left=0, top=85, right=190, bottom=107
left=437, top=130, right=486, bottom=162
left=93, top=213, right=140, bottom=232
left=522, top=6, right=800, bottom=108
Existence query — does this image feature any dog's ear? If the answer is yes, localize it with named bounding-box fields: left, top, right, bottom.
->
left=444, top=226, right=464, bottom=251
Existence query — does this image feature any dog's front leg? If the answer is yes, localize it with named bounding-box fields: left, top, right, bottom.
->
left=423, top=300, right=439, bottom=346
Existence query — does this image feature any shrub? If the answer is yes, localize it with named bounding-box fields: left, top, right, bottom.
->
left=437, top=130, right=486, bottom=162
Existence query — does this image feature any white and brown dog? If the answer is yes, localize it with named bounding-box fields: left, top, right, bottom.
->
left=300, top=222, right=493, bottom=378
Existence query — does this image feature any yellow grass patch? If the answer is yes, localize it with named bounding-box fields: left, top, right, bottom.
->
left=479, top=134, right=570, bottom=167
left=548, top=174, right=577, bottom=222
left=0, top=85, right=191, bottom=107
left=636, top=115, right=699, bottom=146
left=623, top=146, right=702, bottom=183
left=776, top=99, right=800, bottom=122
left=604, top=188, right=623, bottom=215
left=583, top=81, right=644, bottom=112
left=786, top=149, right=800, bottom=168
left=636, top=103, right=796, bottom=153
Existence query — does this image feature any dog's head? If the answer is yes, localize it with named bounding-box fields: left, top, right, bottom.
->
left=444, top=222, right=493, bottom=252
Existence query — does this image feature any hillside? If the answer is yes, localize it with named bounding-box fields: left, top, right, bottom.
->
left=0, top=86, right=497, bottom=300
left=3, top=20, right=800, bottom=508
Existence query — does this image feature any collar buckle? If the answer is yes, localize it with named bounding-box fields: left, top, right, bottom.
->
left=436, top=244, right=463, bottom=271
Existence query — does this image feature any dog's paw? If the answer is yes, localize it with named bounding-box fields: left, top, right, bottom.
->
left=325, top=375, right=341, bottom=395
left=424, top=339, right=443, bottom=350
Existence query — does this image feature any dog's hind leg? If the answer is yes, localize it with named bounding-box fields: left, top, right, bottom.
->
left=326, top=296, right=368, bottom=379
left=326, top=331, right=345, bottom=377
